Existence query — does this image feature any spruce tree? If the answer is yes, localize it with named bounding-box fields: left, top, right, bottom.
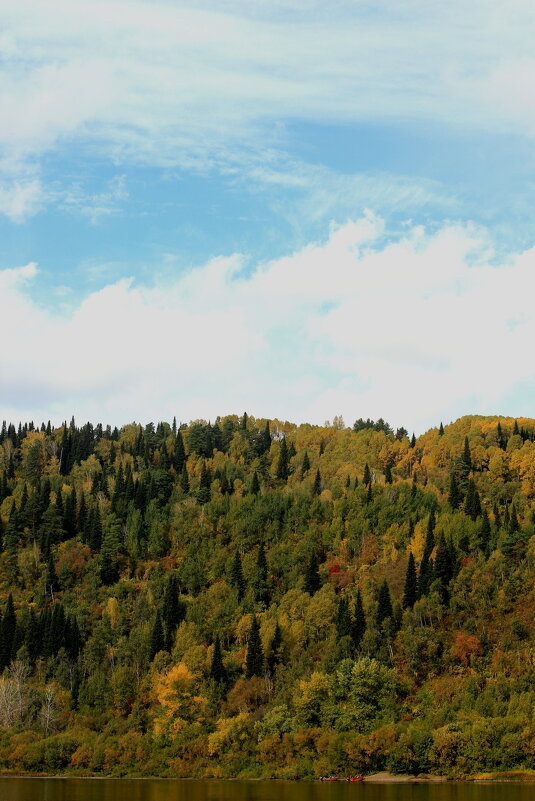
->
left=276, top=437, right=289, bottom=481
left=376, top=580, right=393, bottom=627
left=384, top=463, right=393, bottom=484
left=162, top=573, right=185, bottom=648
left=351, top=589, right=366, bottom=650
left=149, top=612, right=165, bottom=660
left=268, top=621, right=283, bottom=674
left=245, top=615, right=264, bottom=678
left=439, top=422, right=444, bottom=436
left=418, top=511, right=436, bottom=597
left=260, top=421, right=271, bottom=454
left=433, top=533, right=452, bottom=604
left=301, top=450, right=310, bottom=478
left=0, top=595, right=16, bottom=671
left=402, top=551, right=417, bottom=609
left=180, top=465, right=190, bottom=494
left=312, top=468, right=322, bottom=496
left=210, top=634, right=227, bottom=685
left=198, top=462, right=211, bottom=505
left=336, top=596, right=351, bottom=640
left=448, top=471, right=462, bottom=510
left=230, top=551, right=246, bottom=601
left=252, top=543, right=270, bottom=606
left=250, top=471, right=260, bottom=496
left=363, top=463, right=371, bottom=487
left=304, top=553, right=321, bottom=595
left=410, top=433, right=416, bottom=448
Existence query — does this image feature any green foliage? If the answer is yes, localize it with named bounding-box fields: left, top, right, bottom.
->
left=0, top=412, right=531, bottom=778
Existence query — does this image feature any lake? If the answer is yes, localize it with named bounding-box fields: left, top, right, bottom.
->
left=0, top=779, right=531, bottom=801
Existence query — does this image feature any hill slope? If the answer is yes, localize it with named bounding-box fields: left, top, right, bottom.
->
left=0, top=413, right=533, bottom=777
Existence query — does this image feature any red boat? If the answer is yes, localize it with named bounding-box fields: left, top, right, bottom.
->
left=348, top=775, right=365, bottom=782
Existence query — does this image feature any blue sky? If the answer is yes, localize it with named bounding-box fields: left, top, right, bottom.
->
left=1, top=0, right=535, bottom=432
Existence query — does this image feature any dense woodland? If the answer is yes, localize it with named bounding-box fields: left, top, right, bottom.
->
left=0, top=412, right=533, bottom=778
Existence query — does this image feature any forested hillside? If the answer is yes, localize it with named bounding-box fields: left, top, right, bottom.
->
left=0, top=413, right=533, bottom=778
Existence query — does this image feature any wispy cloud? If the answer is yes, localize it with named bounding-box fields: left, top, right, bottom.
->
left=0, top=217, right=533, bottom=432
left=1, top=0, right=535, bottom=219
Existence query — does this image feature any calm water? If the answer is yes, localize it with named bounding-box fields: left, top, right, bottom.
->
left=0, top=779, right=530, bottom=801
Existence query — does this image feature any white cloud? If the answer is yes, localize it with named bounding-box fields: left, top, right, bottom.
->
left=0, top=218, right=534, bottom=432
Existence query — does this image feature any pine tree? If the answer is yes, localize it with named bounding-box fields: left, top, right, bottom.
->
left=312, top=468, right=322, bottom=496
left=509, top=505, right=520, bottom=534
left=149, top=612, right=165, bottom=661
left=276, top=437, right=289, bottom=481
left=402, top=552, right=417, bottom=609
left=410, top=433, right=416, bottom=448
left=336, top=596, right=351, bottom=640
left=245, top=615, right=264, bottom=678
left=0, top=594, right=16, bottom=671
left=210, top=634, right=227, bottom=685
left=384, top=464, right=393, bottom=484
left=301, top=451, right=310, bottom=478
left=268, top=621, right=283, bottom=673
left=198, top=462, right=211, bottom=505
left=304, top=553, right=321, bottom=595
left=260, top=421, right=271, bottom=454
left=351, top=590, right=366, bottom=650
left=174, top=431, right=186, bottom=473
left=448, top=471, right=462, bottom=510
left=433, top=533, right=452, bottom=604
left=180, top=465, right=190, bottom=494
left=376, top=581, right=393, bottom=627
left=250, top=471, right=260, bottom=495
left=100, top=529, right=120, bottom=586
left=418, top=511, right=436, bottom=597
left=230, top=551, right=246, bottom=601
left=363, top=463, right=371, bottom=487
left=162, top=573, right=185, bottom=648
left=439, top=422, right=444, bottom=435
left=252, top=543, right=270, bottom=606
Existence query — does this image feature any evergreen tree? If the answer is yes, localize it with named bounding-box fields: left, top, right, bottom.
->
left=509, top=505, right=520, bottom=534
left=250, top=471, right=260, bottom=495
left=245, top=615, right=264, bottom=678
left=384, top=463, right=393, bottom=484
left=276, top=437, right=289, bottom=481
left=149, top=612, right=165, bottom=661
left=351, top=589, right=366, bottom=650
left=100, top=529, right=120, bottom=586
left=45, top=553, right=59, bottom=599
left=304, top=553, right=321, bottom=595
left=174, top=431, right=186, bottom=473
left=336, top=596, right=351, bottom=640
left=410, top=433, right=416, bottom=448
left=376, top=580, right=393, bottom=627
left=252, top=543, right=270, bottom=606
left=312, top=468, right=322, bottom=496
left=180, top=465, right=190, bottom=494
left=363, top=463, right=371, bottom=487
left=301, top=450, right=310, bottom=478
left=402, top=551, right=417, bottom=609
left=439, top=422, right=444, bottom=436
left=230, top=551, right=246, bottom=601
left=418, top=511, right=436, bottom=597
left=210, top=634, right=227, bottom=685
left=448, top=471, right=462, bottom=510
left=433, top=533, right=452, bottom=604
left=198, top=462, right=212, bottom=505
left=162, top=573, right=185, bottom=648
left=268, top=621, right=283, bottom=674
left=0, top=594, right=16, bottom=671
left=260, top=421, right=271, bottom=454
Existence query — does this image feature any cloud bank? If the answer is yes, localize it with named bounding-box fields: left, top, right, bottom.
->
left=1, top=215, right=533, bottom=433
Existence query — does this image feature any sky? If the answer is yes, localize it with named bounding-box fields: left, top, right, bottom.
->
left=1, top=0, right=535, bottom=434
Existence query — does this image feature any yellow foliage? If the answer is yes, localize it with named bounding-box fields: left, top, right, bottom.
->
left=409, top=520, right=426, bottom=561
left=153, top=662, right=207, bottom=736
left=105, top=597, right=119, bottom=629
left=208, top=712, right=253, bottom=756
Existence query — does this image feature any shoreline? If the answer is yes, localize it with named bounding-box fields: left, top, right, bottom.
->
left=0, top=771, right=534, bottom=783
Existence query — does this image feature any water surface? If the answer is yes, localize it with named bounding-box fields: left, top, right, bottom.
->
left=0, top=778, right=529, bottom=801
